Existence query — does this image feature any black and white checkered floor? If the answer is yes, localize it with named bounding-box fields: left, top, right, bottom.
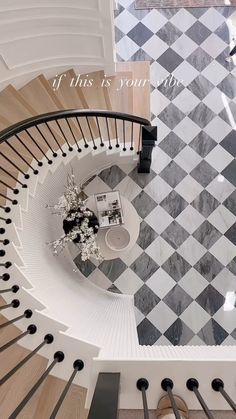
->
left=76, top=2, right=236, bottom=346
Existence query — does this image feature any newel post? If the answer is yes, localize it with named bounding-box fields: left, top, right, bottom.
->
left=138, top=126, right=157, bottom=173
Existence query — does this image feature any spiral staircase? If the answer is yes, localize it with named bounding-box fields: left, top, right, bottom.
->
left=1, top=64, right=236, bottom=419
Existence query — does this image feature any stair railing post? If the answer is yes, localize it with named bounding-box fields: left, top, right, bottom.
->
left=212, top=379, right=236, bottom=413
left=138, top=126, right=157, bottom=173
left=137, top=378, right=150, bottom=419
left=186, top=378, right=215, bottom=419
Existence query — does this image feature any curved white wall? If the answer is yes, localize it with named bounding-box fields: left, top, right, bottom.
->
left=0, top=0, right=115, bottom=89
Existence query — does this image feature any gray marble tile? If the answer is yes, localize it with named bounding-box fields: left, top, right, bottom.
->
left=219, top=102, right=236, bottom=126
left=130, top=48, right=153, bottom=62
left=186, top=21, right=211, bottom=45
left=193, top=220, right=221, bottom=250
left=157, top=77, right=185, bottom=101
left=187, top=8, right=208, bottom=18
left=188, top=103, right=215, bottom=129
left=216, top=6, right=236, bottom=18
left=164, top=318, right=194, bottom=346
left=217, top=74, right=236, bottom=100
left=187, top=47, right=213, bottom=72
left=74, top=254, right=96, bottom=277
left=127, top=1, right=150, bottom=20
left=158, top=8, right=179, bottom=19
left=132, top=191, right=157, bottom=218
left=134, top=285, right=160, bottom=316
left=162, top=252, right=191, bottom=281
left=194, top=252, right=224, bottom=282
left=157, top=48, right=184, bottom=74
left=129, top=167, right=156, bottom=189
left=158, top=103, right=185, bottom=129
left=127, top=22, right=153, bottom=47
left=221, top=160, right=236, bottom=187
left=216, top=47, right=235, bottom=72
left=231, top=328, right=236, bottom=339
left=190, top=160, right=218, bottom=188
left=223, top=190, right=236, bottom=216
left=158, top=132, right=186, bottom=158
left=115, top=26, right=125, bottom=43
left=99, top=258, right=127, bottom=282
left=159, top=161, right=187, bottom=188
left=214, top=21, right=231, bottom=43
left=227, top=257, right=236, bottom=275
left=225, top=222, right=236, bottom=246
left=108, top=284, right=122, bottom=294
left=189, top=131, right=217, bottom=158
left=161, top=221, right=190, bottom=250
left=130, top=252, right=159, bottom=281
left=221, top=131, right=236, bottom=157
left=187, top=75, right=214, bottom=100
left=196, top=284, right=225, bottom=316
left=191, top=190, right=220, bottom=217
left=163, top=285, right=193, bottom=316
left=156, top=22, right=182, bottom=46
left=137, top=318, right=161, bottom=345
left=198, top=319, right=228, bottom=345
left=160, top=190, right=188, bottom=218
left=137, top=221, right=158, bottom=250
left=98, top=165, right=126, bottom=189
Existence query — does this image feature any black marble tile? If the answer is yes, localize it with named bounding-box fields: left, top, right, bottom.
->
left=185, top=21, right=211, bottom=45
left=158, top=8, right=179, bottom=19
left=225, top=223, right=236, bottom=246
left=198, top=319, right=228, bottom=345
left=74, top=254, right=96, bottom=277
left=196, top=284, right=225, bottom=316
left=158, top=103, right=185, bottom=130
left=156, top=22, right=182, bottom=46
left=137, top=221, right=158, bottom=250
left=134, top=284, right=160, bottom=316
left=223, top=190, right=236, bottom=216
left=187, top=75, right=214, bottom=101
left=190, top=160, right=218, bottom=188
left=115, top=26, right=125, bottom=43
left=157, top=77, right=184, bottom=101
left=98, top=165, right=126, bottom=189
left=219, top=102, right=236, bottom=126
left=227, top=257, right=236, bottom=275
left=214, top=21, right=231, bottom=43
left=191, top=190, right=220, bottom=217
left=157, top=48, right=184, bottom=73
left=190, top=131, right=217, bottom=158
left=187, top=47, right=213, bottom=72
left=216, top=47, right=235, bottom=72
left=217, top=74, right=236, bottom=100
left=194, top=252, right=224, bottom=282
left=130, top=48, right=153, bottom=62
left=130, top=252, right=159, bottom=282
left=193, top=220, right=221, bottom=250
left=163, top=284, right=193, bottom=316
left=158, top=132, right=186, bottom=158
left=221, top=160, right=236, bottom=187
left=129, top=167, right=156, bottom=189
left=159, top=161, right=187, bottom=188
left=137, top=318, right=161, bottom=345
left=221, top=131, right=236, bottom=157
left=164, top=318, right=194, bottom=346
left=161, top=222, right=189, bottom=251
left=127, top=22, right=153, bottom=47
left=188, top=103, right=215, bottom=129
left=160, top=190, right=188, bottom=218
left=132, top=191, right=157, bottom=218
left=187, top=8, right=208, bottom=18
left=162, top=252, right=191, bottom=281
left=231, top=328, right=236, bottom=340
left=99, top=258, right=127, bottom=282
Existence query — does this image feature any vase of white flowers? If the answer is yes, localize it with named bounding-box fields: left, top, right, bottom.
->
left=47, top=171, right=102, bottom=261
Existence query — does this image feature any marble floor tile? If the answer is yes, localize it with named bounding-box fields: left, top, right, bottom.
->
left=137, top=220, right=158, bottom=249
left=99, top=258, right=127, bottom=282
left=193, top=220, right=222, bottom=250
left=180, top=301, right=211, bottom=334
left=194, top=252, right=224, bottom=282
left=159, top=161, right=187, bottom=188
left=178, top=268, right=209, bottom=299
left=196, top=284, right=225, bottom=316
left=190, top=160, right=218, bottom=188
left=132, top=190, right=157, bottom=218
left=197, top=319, right=228, bottom=345
left=161, top=221, right=190, bottom=250
left=191, top=190, right=220, bottom=217
left=189, top=131, right=217, bottom=158
left=134, top=284, right=161, bottom=315
left=130, top=252, right=159, bottom=281
left=164, top=318, right=194, bottom=345
left=137, top=318, right=161, bottom=345
left=162, top=252, right=191, bottom=281
left=185, top=21, right=211, bottom=45
left=160, top=190, right=188, bottom=218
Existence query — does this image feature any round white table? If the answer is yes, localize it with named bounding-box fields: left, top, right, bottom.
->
left=86, top=195, right=140, bottom=260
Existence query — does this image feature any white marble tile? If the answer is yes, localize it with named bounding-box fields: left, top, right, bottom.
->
left=146, top=236, right=175, bottom=266
left=206, top=175, right=235, bottom=203
left=211, top=268, right=236, bottom=297
left=172, top=34, right=198, bottom=59
left=199, top=8, right=225, bottom=31
left=116, top=176, right=141, bottom=201
left=210, top=237, right=236, bottom=265
left=142, top=35, right=168, bottom=60
left=179, top=268, right=209, bottom=299
left=149, top=147, right=172, bottom=174
left=150, top=61, right=169, bottom=87
left=176, top=205, right=205, bottom=234
left=204, top=116, right=231, bottom=143
left=173, top=61, right=199, bottom=87
left=151, top=117, right=171, bottom=142
left=88, top=269, right=113, bottom=290
left=178, top=236, right=206, bottom=266
left=144, top=175, right=172, bottom=203
left=134, top=306, right=145, bottom=326
left=202, top=60, right=229, bottom=86
left=173, top=117, right=201, bottom=143
left=145, top=206, right=173, bottom=234
left=208, top=205, right=235, bottom=234
left=203, top=88, right=230, bottom=114
left=201, top=33, right=227, bottom=58
left=116, top=36, right=139, bottom=60
left=175, top=175, right=204, bottom=203
left=115, top=269, right=143, bottom=295
left=141, top=9, right=168, bottom=33
left=115, top=9, right=139, bottom=33
left=173, top=88, right=200, bottom=114
left=151, top=89, right=170, bottom=115
left=174, top=146, right=202, bottom=173
left=84, top=176, right=111, bottom=196
left=146, top=268, right=176, bottom=299
left=147, top=301, right=177, bottom=333
left=120, top=242, right=143, bottom=266
left=213, top=306, right=236, bottom=334
left=180, top=301, right=211, bottom=333
left=204, top=145, right=234, bottom=172
left=187, top=335, right=206, bottom=346
left=154, top=334, right=172, bottom=346
left=170, top=9, right=196, bottom=32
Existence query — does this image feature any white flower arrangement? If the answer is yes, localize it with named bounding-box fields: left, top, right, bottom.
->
left=47, top=172, right=102, bottom=261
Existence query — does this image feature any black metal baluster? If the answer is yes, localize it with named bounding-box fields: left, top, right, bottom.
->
left=187, top=379, right=215, bottom=419
left=0, top=194, right=18, bottom=205
left=86, top=116, right=97, bottom=150
left=0, top=227, right=6, bottom=234
left=15, top=133, right=41, bottom=168
left=0, top=239, right=10, bottom=245
left=0, top=285, right=19, bottom=294
left=0, top=151, right=31, bottom=178
left=0, top=273, right=10, bottom=281
left=122, top=120, right=126, bottom=151
left=0, top=261, right=12, bottom=268
left=96, top=117, right=104, bottom=147
left=106, top=117, right=112, bottom=150
left=25, top=129, right=52, bottom=164
left=55, top=120, right=73, bottom=151
left=0, top=216, right=12, bottom=224
left=115, top=118, right=119, bottom=148
left=161, top=379, right=181, bottom=419
left=76, top=117, right=88, bottom=148
left=0, top=309, right=32, bottom=329
left=0, top=180, right=19, bottom=194
left=212, top=379, right=236, bottom=413
left=65, top=118, right=81, bottom=152
left=0, top=334, right=54, bottom=386
left=1, top=167, right=27, bottom=188
left=130, top=122, right=134, bottom=151
left=0, top=324, right=37, bottom=353
left=0, top=299, right=19, bottom=312
left=0, top=206, right=11, bottom=213
left=45, top=122, right=66, bottom=156
left=49, top=359, right=84, bottom=419
left=34, top=125, right=57, bottom=158
left=5, top=139, right=35, bottom=171
left=9, top=351, right=65, bottom=419
left=137, top=378, right=150, bottom=419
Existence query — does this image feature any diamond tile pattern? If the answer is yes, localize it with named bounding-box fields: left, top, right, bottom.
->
left=72, top=3, right=236, bottom=346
